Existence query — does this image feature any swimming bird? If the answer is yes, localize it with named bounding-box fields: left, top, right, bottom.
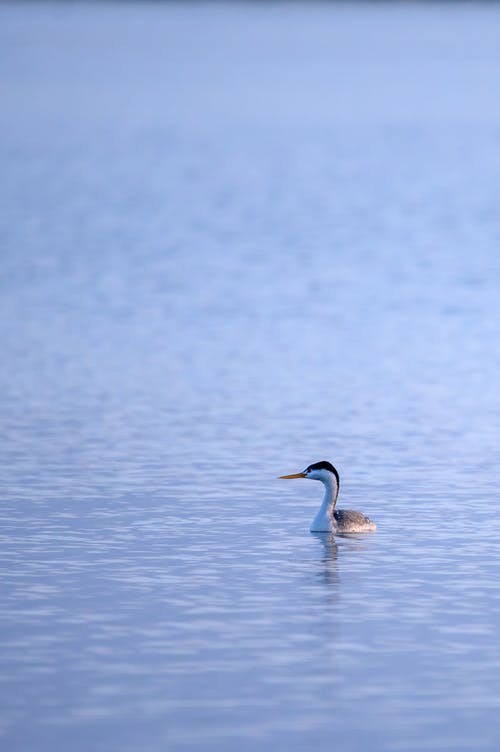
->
left=279, top=460, right=376, bottom=533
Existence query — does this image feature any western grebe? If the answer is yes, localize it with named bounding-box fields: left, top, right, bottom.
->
left=279, top=460, right=376, bottom=533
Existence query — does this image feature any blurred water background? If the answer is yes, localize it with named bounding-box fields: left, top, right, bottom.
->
left=2, top=2, right=500, bottom=750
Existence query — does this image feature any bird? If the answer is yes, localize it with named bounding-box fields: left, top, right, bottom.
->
left=278, top=460, right=376, bottom=533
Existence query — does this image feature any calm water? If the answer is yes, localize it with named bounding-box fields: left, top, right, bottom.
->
left=2, top=2, right=500, bottom=750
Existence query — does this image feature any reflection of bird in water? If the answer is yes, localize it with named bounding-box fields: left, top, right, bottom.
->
left=310, top=531, right=339, bottom=586
left=279, top=460, right=376, bottom=533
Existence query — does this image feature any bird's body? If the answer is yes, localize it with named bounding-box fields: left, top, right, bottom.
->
left=279, top=460, right=376, bottom=534
left=333, top=509, right=376, bottom=533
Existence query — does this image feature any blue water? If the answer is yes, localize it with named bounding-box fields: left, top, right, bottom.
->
left=2, top=2, right=500, bottom=750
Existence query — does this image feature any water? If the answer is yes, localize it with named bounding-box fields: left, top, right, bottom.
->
left=2, top=2, right=500, bottom=750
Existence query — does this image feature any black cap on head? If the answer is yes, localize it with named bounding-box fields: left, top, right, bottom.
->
left=305, top=461, right=340, bottom=485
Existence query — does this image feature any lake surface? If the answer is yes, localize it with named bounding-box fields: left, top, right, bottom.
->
left=2, top=2, right=500, bottom=750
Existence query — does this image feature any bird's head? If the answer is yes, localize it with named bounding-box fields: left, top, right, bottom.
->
left=279, top=460, right=339, bottom=486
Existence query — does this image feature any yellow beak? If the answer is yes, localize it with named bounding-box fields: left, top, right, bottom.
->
left=278, top=473, right=306, bottom=479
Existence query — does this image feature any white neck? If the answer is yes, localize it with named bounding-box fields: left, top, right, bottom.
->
left=310, top=475, right=339, bottom=533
